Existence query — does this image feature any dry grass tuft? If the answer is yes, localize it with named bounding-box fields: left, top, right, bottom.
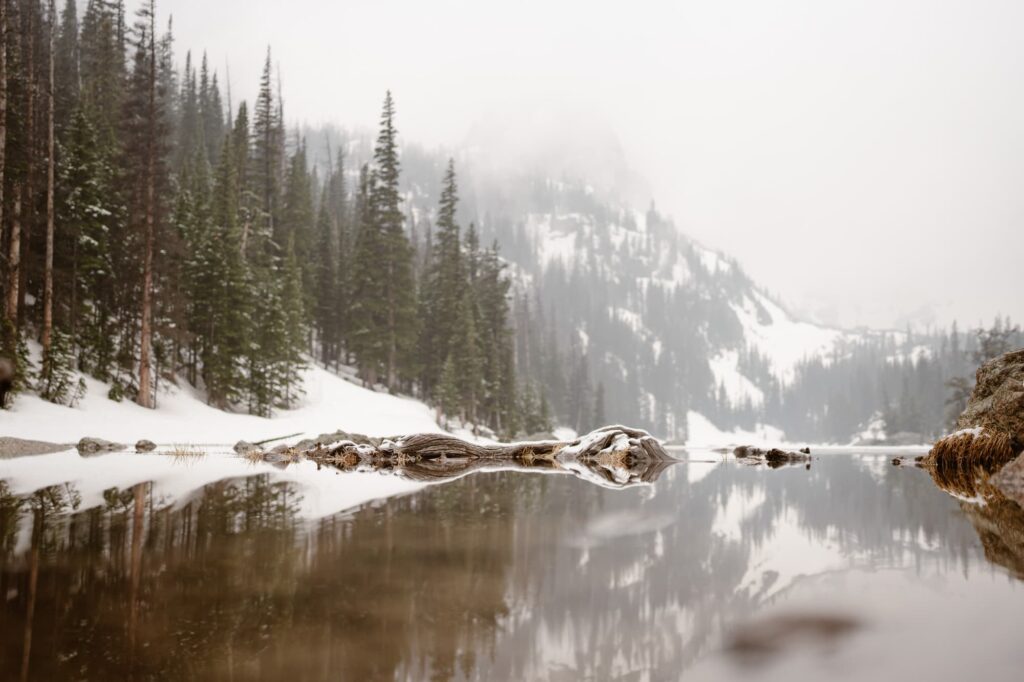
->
left=925, top=429, right=1018, bottom=471
left=168, top=445, right=206, bottom=460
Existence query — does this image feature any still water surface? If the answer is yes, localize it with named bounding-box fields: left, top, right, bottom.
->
left=1, top=448, right=1022, bottom=681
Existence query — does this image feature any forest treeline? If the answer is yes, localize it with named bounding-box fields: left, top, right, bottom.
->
left=749, top=318, right=1023, bottom=443
left=0, top=0, right=555, bottom=436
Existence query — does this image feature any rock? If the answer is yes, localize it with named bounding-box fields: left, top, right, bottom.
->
left=733, top=445, right=811, bottom=468
left=0, top=437, right=69, bottom=458
left=957, top=348, right=1024, bottom=448
left=927, top=349, right=1024, bottom=470
left=77, top=437, right=126, bottom=455
left=135, top=439, right=157, bottom=452
left=0, top=357, right=13, bottom=408
left=233, top=440, right=262, bottom=455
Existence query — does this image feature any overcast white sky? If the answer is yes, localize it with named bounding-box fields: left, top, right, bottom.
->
left=132, top=0, right=1024, bottom=330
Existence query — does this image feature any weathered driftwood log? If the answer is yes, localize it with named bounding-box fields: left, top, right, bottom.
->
left=279, top=425, right=676, bottom=489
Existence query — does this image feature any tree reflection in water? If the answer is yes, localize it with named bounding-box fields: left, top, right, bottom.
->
left=0, top=454, right=1019, bottom=680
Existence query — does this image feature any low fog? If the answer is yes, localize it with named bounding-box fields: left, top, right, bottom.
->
left=144, top=0, right=1024, bottom=330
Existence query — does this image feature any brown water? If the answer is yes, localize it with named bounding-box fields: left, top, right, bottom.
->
left=2, top=450, right=1023, bottom=681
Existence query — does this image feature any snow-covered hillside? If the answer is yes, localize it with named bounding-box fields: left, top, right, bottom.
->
left=443, top=171, right=868, bottom=441
left=1, top=362, right=442, bottom=445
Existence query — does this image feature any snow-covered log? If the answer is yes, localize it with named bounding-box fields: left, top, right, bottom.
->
left=282, top=425, right=676, bottom=489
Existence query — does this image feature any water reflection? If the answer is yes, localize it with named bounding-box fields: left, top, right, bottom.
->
left=1, top=454, right=1022, bottom=680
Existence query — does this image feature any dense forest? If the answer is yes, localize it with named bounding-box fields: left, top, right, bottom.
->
left=769, top=318, right=1023, bottom=443
left=0, top=0, right=553, bottom=436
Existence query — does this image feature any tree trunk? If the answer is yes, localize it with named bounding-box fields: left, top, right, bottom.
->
left=6, top=184, right=22, bottom=325
left=18, top=0, right=34, bottom=325
left=41, top=0, right=54, bottom=353
left=137, top=13, right=157, bottom=409
left=0, top=0, right=7, bottom=318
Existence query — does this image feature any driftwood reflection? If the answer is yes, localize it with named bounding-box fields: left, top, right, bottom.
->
left=317, top=448, right=677, bottom=488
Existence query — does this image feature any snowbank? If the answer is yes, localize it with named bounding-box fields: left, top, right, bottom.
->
left=0, top=363, right=442, bottom=445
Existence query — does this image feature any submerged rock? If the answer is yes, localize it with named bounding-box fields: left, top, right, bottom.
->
left=77, top=437, right=126, bottom=455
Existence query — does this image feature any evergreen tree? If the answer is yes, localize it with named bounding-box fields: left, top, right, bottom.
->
left=418, top=158, right=463, bottom=397
left=452, top=287, right=483, bottom=427
left=348, top=164, right=385, bottom=386
left=313, top=186, right=338, bottom=365
left=280, top=138, right=315, bottom=315
left=370, top=91, right=416, bottom=391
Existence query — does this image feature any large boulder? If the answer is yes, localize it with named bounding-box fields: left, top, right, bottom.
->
left=956, top=348, right=1024, bottom=447
left=927, top=349, right=1024, bottom=470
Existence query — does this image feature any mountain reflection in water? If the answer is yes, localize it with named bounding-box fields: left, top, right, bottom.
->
left=2, top=451, right=1023, bottom=681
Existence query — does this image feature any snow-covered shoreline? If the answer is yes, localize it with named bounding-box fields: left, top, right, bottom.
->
left=0, top=363, right=443, bottom=446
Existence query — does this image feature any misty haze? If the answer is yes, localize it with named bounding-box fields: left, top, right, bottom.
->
left=1, top=1, right=1023, bottom=680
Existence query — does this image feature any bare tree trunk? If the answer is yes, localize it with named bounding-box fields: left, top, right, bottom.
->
left=0, top=0, right=7, bottom=315
left=41, top=0, right=54, bottom=353
left=137, top=9, right=156, bottom=409
left=18, top=0, right=34, bottom=324
left=6, top=184, right=22, bottom=324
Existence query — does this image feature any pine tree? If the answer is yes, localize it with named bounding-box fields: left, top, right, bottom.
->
left=280, top=138, right=316, bottom=315
left=252, top=47, right=280, bottom=248
left=370, top=91, right=416, bottom=391
left=313, top=186, right=338, bottom=365
left=437, top=353, right=459, bottom=429
left=418, top=158, right=463, bottom=397
left=54, top=0, right=79, bottom=136
left=348, top=164, right=384, bottom=386
left=453, top=287, right=483, bottom=427
left=280, top=234, right=307, bottom=407
left=60, top=106, right=119, bottom=377
left=121, top=0, right=167, bottom=408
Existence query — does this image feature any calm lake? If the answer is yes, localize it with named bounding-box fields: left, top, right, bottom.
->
left=2, top=447, right=1022, bottom=681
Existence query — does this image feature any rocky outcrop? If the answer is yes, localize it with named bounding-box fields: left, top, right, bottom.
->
left=135, top=439, right=157, bottom=452
left=927, top=349, right=1024, bottom=469
left=956, top=348, right=1024, bottom=442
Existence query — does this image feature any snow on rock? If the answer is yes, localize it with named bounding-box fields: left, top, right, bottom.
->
left=0, top=363, right=442, bottom=445
left=686, top=411, right=787, bottom=449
